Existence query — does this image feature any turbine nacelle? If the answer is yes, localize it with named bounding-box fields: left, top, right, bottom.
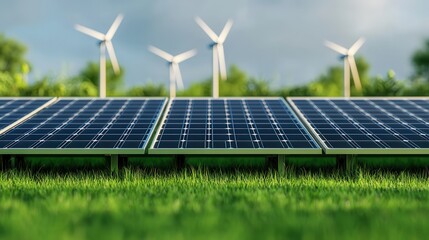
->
left=339, top=55, right=347, bottom=60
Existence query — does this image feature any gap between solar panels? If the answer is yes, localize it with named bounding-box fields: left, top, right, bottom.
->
left=149, top=97, right=322, bottom=173
left=288, top=97, right=429, bottom=171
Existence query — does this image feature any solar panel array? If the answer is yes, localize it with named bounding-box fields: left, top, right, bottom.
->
left=0, top=98, right=51, bottom=130
left=150, top=98, right=320, bottom=154
left=0, top=98, right=166, bottom=153
left=3, top=97, right=429, bottom=156
left=289, top=98, right=429, bottom=154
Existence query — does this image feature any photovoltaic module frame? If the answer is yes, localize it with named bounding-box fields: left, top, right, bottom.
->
left=0, top=98, right=167, bottom=154
left=288, top=97, right=429, bottom=154
left=149, top=97, right=321, bottom=154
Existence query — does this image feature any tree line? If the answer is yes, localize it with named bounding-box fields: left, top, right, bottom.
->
left=1, top=34, right=429, bottom=97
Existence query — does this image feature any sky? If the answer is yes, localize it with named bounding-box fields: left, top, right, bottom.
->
left=1, top=0, right=429, bottom=89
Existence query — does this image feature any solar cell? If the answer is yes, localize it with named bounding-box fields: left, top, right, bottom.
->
left=149, top=98, right=321, bottom=154
left=289, top=97, right=429, bottom=154
left=0, top=98, right=167, bottom=154
left=0, top=98, right=55, bottom=132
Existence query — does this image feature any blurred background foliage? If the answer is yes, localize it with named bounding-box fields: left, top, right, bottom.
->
left=1, top=33, right=429, bottom=98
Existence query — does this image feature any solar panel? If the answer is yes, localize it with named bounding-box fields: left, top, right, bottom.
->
left=149, top=98, right=321, bottom=154
left=0, top=98, right=167, bottom=154
left=0, top=98, right=54, bottom=131
left=288, top=97, right=429, bottom=154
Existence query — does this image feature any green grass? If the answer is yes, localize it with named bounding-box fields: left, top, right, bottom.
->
left=1, top=166, right=429, bottom=240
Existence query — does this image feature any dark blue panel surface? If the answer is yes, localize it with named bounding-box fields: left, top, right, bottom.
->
left=0, top=98, right=165, bottom=149
left=153, top=98, right=319, bottom=149
left=0, top=98, right=51, bottom=129
left=291, top=98, right=429, bottom=149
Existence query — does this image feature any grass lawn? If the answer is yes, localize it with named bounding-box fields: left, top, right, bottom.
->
left=1, top=158, right=429, bottom=240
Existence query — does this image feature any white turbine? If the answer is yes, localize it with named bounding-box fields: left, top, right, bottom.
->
left=149, top=46, right=197, bottom=98
left=195, top=17, right=233, bottom=98
left=75, top=14, right=123, bottom=98
left=325, top=37, right=365, bottom=97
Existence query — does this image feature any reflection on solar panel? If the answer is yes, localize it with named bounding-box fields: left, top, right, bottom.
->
left=149, top=98, right=321, bottom=154
left=0, top=98, right=53, bottom=130
left=0, top=98, right=166, bottom=154
left=289, top=98, right=429, bottom=154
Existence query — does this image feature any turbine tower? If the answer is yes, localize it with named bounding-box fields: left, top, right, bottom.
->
left=75, top=14, right=123, bottom=98
left=195, top=17, right=233, bottom=98
left=148, top=46, right=197, bottom=98
left=325, top=37, right=365, bottom=97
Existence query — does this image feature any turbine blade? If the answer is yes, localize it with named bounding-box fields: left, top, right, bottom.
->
left=105, top=41, right=120, bottom=74
left=172, top=62, right=184, bottom=90
left=349, top=37, right=365, bottom=55
left=75, top=24, right=105, bottom=40
left=195, top=16, right=218, bottom=42
left=217, top=44, right=227, bottom=80
left=148, top=46, right=173, bottom=61
left=174, top=49, right=197, bottom=63
left=325, top=40, right=348, bottom=55
left=218, top=19, right=233, bottom=43
left=348, top=56, right=362, bottom=91
left=106, top=14, right=124, bottom=40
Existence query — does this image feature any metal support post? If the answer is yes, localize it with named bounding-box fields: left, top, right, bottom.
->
left=174, top=155, right=186, bottom=170
left=278, top=155, right=287, bottom=176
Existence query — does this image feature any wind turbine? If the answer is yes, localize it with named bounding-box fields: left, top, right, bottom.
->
left=325, top=37, right=365, bottom=97
left=75, top=14, right=123, bottom=98
left=148, top=46, right=197, bottom=98
left=195, top=17, right=233, bottom=98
